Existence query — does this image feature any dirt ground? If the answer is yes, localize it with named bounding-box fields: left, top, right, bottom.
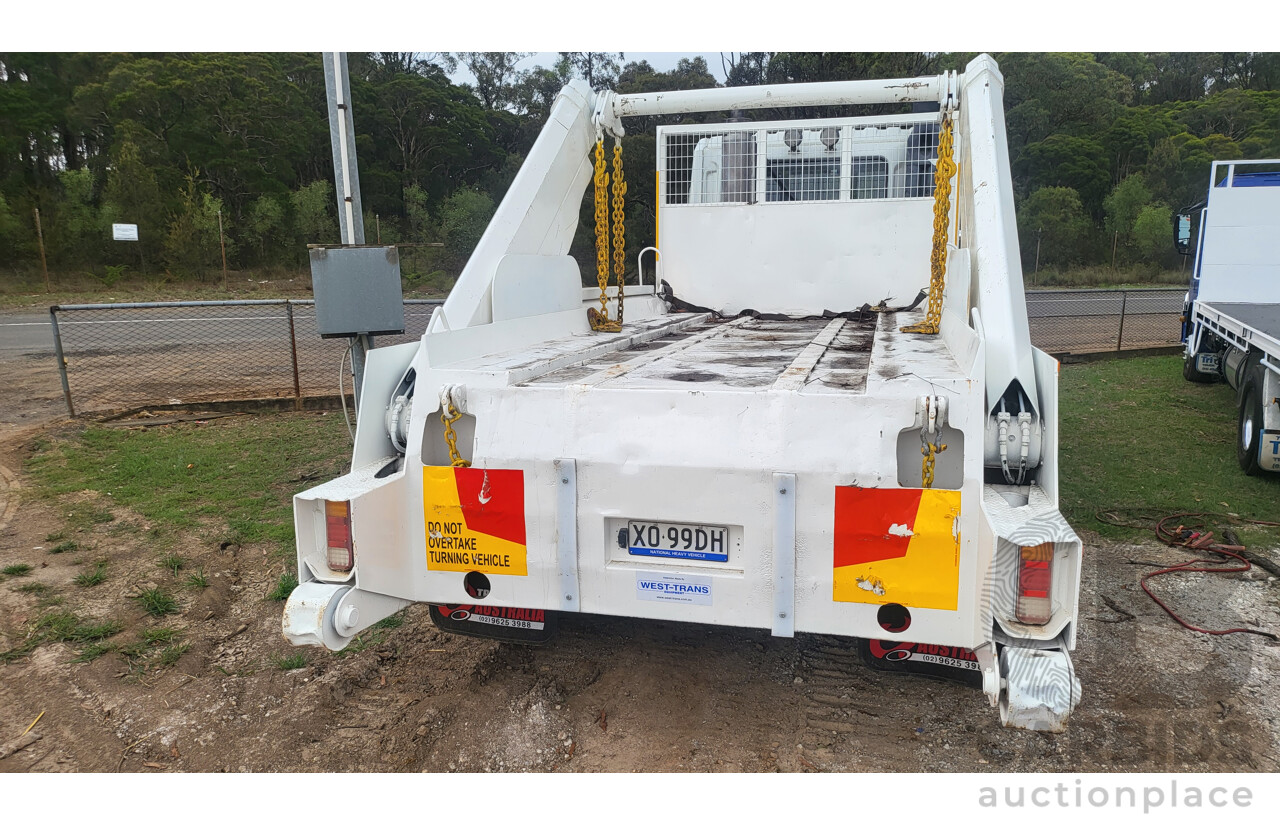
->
left=1, top=416, right=1278, bottom=774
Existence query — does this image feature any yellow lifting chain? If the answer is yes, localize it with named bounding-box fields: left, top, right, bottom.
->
left=588, top=136, right=626, bottom=333
left=921, top=437, right=947, bottom=489
left=901, top=112, right=957, bottom=336
left=440, top=399, right=470, bottom=468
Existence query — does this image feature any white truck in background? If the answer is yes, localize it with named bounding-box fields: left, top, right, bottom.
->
left=282, top=54, right=1083, bottom=731
left=1179, top=160, right=1280, bottom=475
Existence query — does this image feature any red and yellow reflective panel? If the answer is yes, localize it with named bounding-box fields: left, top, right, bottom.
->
left=423, top=467, right=527, bottom=576
left=833, top=487, right=961, bottom=610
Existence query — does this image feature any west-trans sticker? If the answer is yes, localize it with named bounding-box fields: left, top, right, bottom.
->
left=636, top=571, right=713, bottom=606
left=423, top=467, right=527, bottom=576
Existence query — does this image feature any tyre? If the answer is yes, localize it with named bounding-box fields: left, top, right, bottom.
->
left=1183, top=350, right=1218, bottom=384
left=1237, top=375, right=1264, bottom=476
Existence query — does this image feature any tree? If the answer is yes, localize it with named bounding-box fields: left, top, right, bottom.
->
left=1016, top=187, right=1095, bottom=270
left=437, top=189, right=495, bottom=269
left=243, top=195, right=290, bottom=268
left=102, top=135, right=164, bottom=268
left=163, top=174, right=228, bottom=274
left=291, top=180, right=335, bottom=249
left=455, top=52, right=532, bottom=110
left=1016, top=134, right=1112, bottom=217
left=560, top=52, right=624, bottom=91
left=1103, top=173, right=1153, bottom=259
left=1132, top=203, right=1174, bottom=265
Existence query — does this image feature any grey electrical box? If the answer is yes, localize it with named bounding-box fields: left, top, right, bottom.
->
left=309, top=245, right=406, bottom=338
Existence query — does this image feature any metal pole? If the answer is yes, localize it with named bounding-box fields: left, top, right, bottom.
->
left=49, top=307, right=75, bottom=417
left=323, top=51, right=371, bottom=402
left=376, top=213, right=381, bottom=244
left=34, top=208, right=49, bottom=291
left=285, top=301, right=302, bottom=411
left=1117, top=290, right=1128, bottom=351
left=218, top=209, right=228, bottom=289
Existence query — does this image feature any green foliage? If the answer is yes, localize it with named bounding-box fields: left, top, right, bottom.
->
left=24, top=413, right=351, bottom=556
left=290, top=181, right=335, bottom=247
left=1017, top=187, right=1095, bottom=270
left=1132, top=203, right=1175, bottom=264
left=3, top=50, right=1280, bottom=283
left=276, top=652, right=308, bottom=670
left=14, top=582, right=51, bottom=595
left=158, top=554, right=185, bottom=576
left=2, top=563, right=33, bottom=576
left=134, top=587, right=179, bottom=617
left=1060, top=356, right=1280, bottom=539
left=49, top=540, right=79, bottom=554
left=373, top=610, right=405, bottom=629
left=183, top=569, right=209, bottom=589
left=437, top=189, right=495, bottom=269
left=163, top=175, right=227, bottom=274
left=268, top=572, right=298, bottom=602
left=73, top=562, right=109, bottom=587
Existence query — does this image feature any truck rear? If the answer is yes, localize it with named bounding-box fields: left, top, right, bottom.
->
left=283, top=54, right=1083, bottom=731
left=1180, top=160, right=1280, bottom=475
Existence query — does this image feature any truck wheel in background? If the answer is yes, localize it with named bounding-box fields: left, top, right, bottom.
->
left=1238, top=371, right=1265, bottom=475
left=1183, top=351, right=1218, bottom=384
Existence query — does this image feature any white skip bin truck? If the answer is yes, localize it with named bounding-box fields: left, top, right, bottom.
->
left=1180, top=159, right=1280, bottom=476
left=283, top=54, right=1083, bottom=731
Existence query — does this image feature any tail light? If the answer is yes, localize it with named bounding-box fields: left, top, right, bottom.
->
left=1016, top=543, right=1053, bottom=625
left=325, top=500, right=354, bottom=573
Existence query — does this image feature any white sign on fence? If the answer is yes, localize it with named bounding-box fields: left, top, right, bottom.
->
left=112, top=223, right=139, bottom=241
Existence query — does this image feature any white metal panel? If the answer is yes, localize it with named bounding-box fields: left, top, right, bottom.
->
left=352, top=341, right=419, bottom=470
left=958, top=54, right=1039, bottom=417
left=491, top=255, right=583, bottom=322
left=439, top=80, right=596, bottom=330
left=659, top=200, right=934, bottom=314
left=1196, top=185, right=1280, bottom=304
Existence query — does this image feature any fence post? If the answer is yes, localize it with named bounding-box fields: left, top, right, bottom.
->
left=1116, top=290, right=1128, bottom=351
left=49, top=307, right=75, bottom=418
left=285, top=300, right=302, bottom=411
left=34, top=208, right=50, bottom=291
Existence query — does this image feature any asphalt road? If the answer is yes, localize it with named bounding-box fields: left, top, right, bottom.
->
left=1, top=291, right=1185, bottom=357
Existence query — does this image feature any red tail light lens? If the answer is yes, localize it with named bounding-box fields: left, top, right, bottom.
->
left=1016, top=543, right=1053, bottom=625
left=325, top=500, right=354, bottom=573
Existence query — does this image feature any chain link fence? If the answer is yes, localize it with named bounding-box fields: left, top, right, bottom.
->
left=50, top=299, right=440, bottom=416
left=1026, top=288, right=1185, bottom=354
left=47, top=288, right=1186, bottom=415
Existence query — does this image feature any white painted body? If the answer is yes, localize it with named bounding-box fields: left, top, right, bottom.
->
left=285, top=55, right=1082, bottom=729
left=1184, top=160, right=1280, bottom=473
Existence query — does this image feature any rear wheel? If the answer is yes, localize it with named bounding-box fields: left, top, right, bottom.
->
left=1183, top=350, right=1218, bottom=383
left=1238, top=374, right=1264, bottom=475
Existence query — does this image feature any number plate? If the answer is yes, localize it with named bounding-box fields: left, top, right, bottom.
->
left=627, top=520, right=729, bottom=562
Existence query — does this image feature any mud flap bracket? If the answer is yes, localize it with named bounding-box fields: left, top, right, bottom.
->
left=773, top=472, right=796, bottom=638
left=555, top=458, right=581, bottom=611
left=998, top=645, right=1081, bottom=732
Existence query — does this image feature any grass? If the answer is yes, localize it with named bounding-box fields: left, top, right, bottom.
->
left=25, top=413, right=351, bottom=557
left=1060, top=355, right=1280, bottom=541
left=183, top=569, right=209, bottom=589
left=267, top=572, right=298, bottom=602
left=73, top=562, right=108, bottom=587
left=158, top=554, right=185, bottom=575
left=2, top=609, right=125, bottom=662
left=373, top=610, right=406, bottom=630
left=13, top=582, right=51, bottom=595
left=49, top=540, right=79, bottom=554
left=118, top=628, right=189, bottom=672
left=71, top=642, right=115, bottom=663
left=2, top=564, right=33, bottom=576
left=134, top=587, right=179, bottom=617
left=1026, top=264, right=1187, bottom=289
left=276, top=652, right=308, bottom=670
